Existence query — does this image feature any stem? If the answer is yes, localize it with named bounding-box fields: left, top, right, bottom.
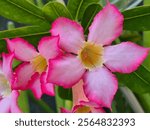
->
left=120, top=87, right=144, bottom=113
left=7, top=21, right=15, bottom=30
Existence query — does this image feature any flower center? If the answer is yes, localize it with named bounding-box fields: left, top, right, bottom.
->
left=31, top=55, right=47, bottom=73
left=78, top=42, right=104, bottom=70
left=0, top=74, right=11, bottom=99
left=76, top=106, right=91, bottom=113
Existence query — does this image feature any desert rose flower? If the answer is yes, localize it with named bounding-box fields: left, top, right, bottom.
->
left=0, top=53, right=21, bottom=113
left=61, top=80, right=104, bottom=113
left=48, top=2, right=149, bottom=108
left=5, top=36, right=61, bottom=99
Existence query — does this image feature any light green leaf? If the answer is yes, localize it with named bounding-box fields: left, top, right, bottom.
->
left=123, top=6, right=150, bottom=31
left=116, top=65, right=150, bottom=94
left=81, top=4, right=102, bottom=34
left=43, top=1, right=72, bottom=23
left=0, top=0, right=48, bottom=25
left=67, top=0, right=100, bottom=20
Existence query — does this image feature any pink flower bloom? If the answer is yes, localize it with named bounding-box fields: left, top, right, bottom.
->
left=0, top=53, right=21, bottom=113
left=48, top=2, right=149, bottom=108
left=61, top=80, right=104, bottom=113
left=5, top=36, right=61, bottom=99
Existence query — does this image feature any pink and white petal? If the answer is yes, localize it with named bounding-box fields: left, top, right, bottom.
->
left=2, top=53, right=14, bottom=82
left=28, top=73, right=42, bottom=99
left=14, top=63, right=35, bottom=90
left=88, top=2, right=123, bottom=46
left=38, top=36, right=61, bottom=61
left=10, top=90, right=21, bottom=113
left=40, top=72, right=55, bottom=96
left=83, top=67, right=118, bottom=109
left=0, top=96, right=10, bottom=113
left=50, top=17, right=85, bottom=54
left=47, top=55, right=86, bottom=88
left=104, top=42, right=150, bottom=73
left=72, top=80, right=89, bottom=106
left=5, top=38, right=38, bottom=61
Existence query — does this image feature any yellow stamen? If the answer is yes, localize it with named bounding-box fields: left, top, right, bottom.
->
left=76, top=106, right=91, bottom=113
left=0, top=74, right=11, bottom=97
left=31, top=55, right=47, bottom=73
left=78, top=42, right=104, bottom=70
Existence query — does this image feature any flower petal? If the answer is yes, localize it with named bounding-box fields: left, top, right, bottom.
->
left=6, top=38, right=38, bottom=61
left=0, top=96, right=10, bottom=113
left=104, top=42, right=149, bottom=73
left=50, top=17, right=84, bottom=54
left=41, top=72, right=55, bottom=96
left=47, top=55, right=86, bottom=88
left=10, top=90, right=21, bottom=113
left=88, top=3, right=123, bottom=46
left=14, top=63, right=34, bottom=90
left=83, top=67, right=118, bottom=108
left=38, top=36, right=61, bottom=61
left=2, top=53, right=14, bottom=82
left=28, top=73, right=42, bottom=99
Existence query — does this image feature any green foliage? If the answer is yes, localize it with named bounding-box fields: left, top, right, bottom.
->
left=67, top=0, right=100, bottom=20
left=123, top=6, right=150, bottom=31
left=116, top=65, right=150, bottom=94
left=81, top=4, right=102, bottom=34
left=43, top=1, right=72, bottom=23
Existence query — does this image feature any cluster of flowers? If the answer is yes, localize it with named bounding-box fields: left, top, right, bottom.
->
left=0, top=2, right=149, bottom=113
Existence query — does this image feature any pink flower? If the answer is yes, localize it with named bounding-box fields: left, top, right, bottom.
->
left=0, top=53, right=21, bottom=113
left=5, top=36, right=61, bottom=99
left=61, top=80, right=104, bottom=113
left=47, top=2, right=149, bottom=108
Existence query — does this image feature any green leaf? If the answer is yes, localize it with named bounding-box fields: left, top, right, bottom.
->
left=67, top=0, right=100, bottom=20
left=116, top=65, right=150, bottom=94
left=123, top=6, right=150, bottom=31
left=0, top=0, right=48, bottom=25
left=0, top=25, right=49, bottom=39
left=43, top=1, right=73, bottom=23
left=58, top=86, right=72, bottom=101
left=18, top=91, right=30, bottom=113
left=81, top=4, right=102, bottom=34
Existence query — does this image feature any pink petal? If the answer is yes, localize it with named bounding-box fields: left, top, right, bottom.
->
left=104, top=42, right=150, bottom=73
left=41, top=72, right=55, bottom=96
left=88, top=2, right=123, bottom=46
left=10, top=90, right=21, bottom=113
left=72, top=80, right=89, bottom=106
left=83, top=67, right=118, bottom=109
left=28, top=73, right=42, bottom=99
left=0, top=96, right=10, bottom=113
left=14, top=63, right=34, bottom=90
left=60, top=108, right=72, bottom=113
left=38, top=36, right=61, bottom=61
left=2, top=53, right=14, bottom=82
left=50, top=17, right=84, bottom=54
left=47, top=55, right=86, bottom=88
left=6, top=38, right=38, bottom=61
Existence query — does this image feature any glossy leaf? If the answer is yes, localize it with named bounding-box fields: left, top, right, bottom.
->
left=116, top=65, right=150, bottom=94
left=67, top=0, right=100, bottom=20
left=0, top=0, right=47, bottom=25
left=43, top=1, right=72, bottom=23
left=123, top=6, right=150, bottom=31
left=81, top=4, right=102, bottom=34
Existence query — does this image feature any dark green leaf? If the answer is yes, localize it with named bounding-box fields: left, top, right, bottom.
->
left=67, top=0, right=100, bottom=20
left=81, top=4, right=102, bottom=34
left=0, top=0, right=48, bottom=25
left=116, top=65, right=150, bottom=94
left=123, top=6, right=150, bottom=31
left=58, top=86, right=72, bottom=101
left=43, top=1, right=73, bottom=23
